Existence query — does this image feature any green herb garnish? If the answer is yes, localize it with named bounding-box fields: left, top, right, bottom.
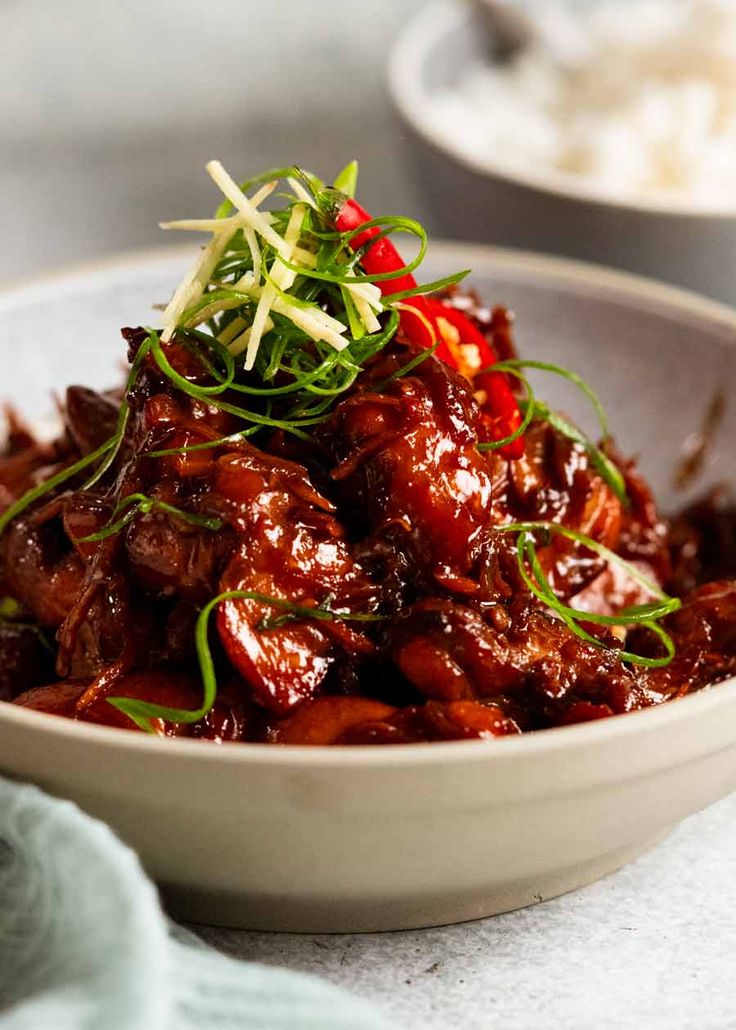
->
left=109, top=590, right=382, bottom=732
left=0, top=439, right=115, bottom=538
left=478, top=359, right=627, bottom=503
left=476, top=364, right=538, bottom=453
left=74, top=492, right=223, bottom=544
left=499, top=521, right=680, bottom=668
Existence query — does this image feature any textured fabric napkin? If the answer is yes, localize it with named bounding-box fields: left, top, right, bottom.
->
left=0, top=777, right=395, bottom=1029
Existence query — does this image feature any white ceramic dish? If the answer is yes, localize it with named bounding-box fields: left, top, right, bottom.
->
left=389, top=0, right=736, bottom=305
left=1, top=243, right=736, bottom=932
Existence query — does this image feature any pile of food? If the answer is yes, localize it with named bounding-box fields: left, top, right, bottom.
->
left=1, top=160, right=735, bottom=745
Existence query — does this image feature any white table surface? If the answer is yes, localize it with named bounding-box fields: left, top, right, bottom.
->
left=5, top=2, right=736, bottom=1027
left=195, top=794, right=736, bottom=1029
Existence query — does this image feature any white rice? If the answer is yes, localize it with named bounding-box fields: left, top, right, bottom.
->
left=430, top=0, right=736, bottom=206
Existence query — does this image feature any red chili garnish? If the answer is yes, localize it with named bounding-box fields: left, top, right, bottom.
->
left=328, top=193, right=524, bottom=460
left=425, top=298, right=525, bottom=460
left=330, top=196, right=444, bottom=355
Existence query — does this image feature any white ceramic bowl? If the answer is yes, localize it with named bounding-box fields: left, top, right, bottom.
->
left=389, top=0, right=736, bottom=306
left=1, top=244, right=736, bottom=932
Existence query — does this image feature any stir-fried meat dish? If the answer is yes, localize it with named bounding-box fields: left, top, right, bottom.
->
left=2, top=161, right=734, bottom=745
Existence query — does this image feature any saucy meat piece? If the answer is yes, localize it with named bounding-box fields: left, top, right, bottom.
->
left=124, top=475, right=233, bottom=602
left=2, top=499, right=86, bottom=626
left=668, top=488, right=736, bottom=595
left=265, top=696, right=398, bottom=745
left=325, top=354, right=494, bottom=594
left=266, top=695, right=520, bottom=745
left=214, top=445, right=378, bottom=715
left=339, top=700, right=521, bottom=744
left=52, top=386, right=237, bottom=680
left=14, top=671, right=248, bottom=741
left=388, top=596, right=644, bottom=727
left=634, top=581, right=736, bottom=701
left=65, top=386, right=120, bottom=455
left=56, top=568, right=137, bottom=679
left=326, top=351, right=668, bottom=614
left=126, top=511, right=229, bottom=601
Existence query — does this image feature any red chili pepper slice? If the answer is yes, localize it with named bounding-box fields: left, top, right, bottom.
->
left=331, top=197, right=447, bottom=356
left=330, top=194, right=524, bottom=459
left=424, top=299, right=524, bottom=459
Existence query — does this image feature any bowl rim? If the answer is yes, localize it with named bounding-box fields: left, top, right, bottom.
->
left=5, top=674, right=736, bottom=768
left=2, top=241, right=736, bottom=768
left=388, top=0, right=736, bottom=221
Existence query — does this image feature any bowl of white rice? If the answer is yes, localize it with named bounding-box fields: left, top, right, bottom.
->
left=389, top=0, right=736, bottom=303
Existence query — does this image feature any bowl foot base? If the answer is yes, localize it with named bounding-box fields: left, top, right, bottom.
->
left=161, top=828, right=671, bottom=933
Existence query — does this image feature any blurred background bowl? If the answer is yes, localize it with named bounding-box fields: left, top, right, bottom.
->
left=389, top=0, right=736, bottom=306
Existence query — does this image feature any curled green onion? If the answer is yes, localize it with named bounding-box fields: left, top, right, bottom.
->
left=83, top=335, right=153, bottom=489
left=481, top=358, right=627, bottom=502
left=147, top=329, right=325, bottom=439
left=499, top=521, right=680, bottom=668
left=74, top=492, right=223, bottom=544
left=0, top=439, right=115, bottom=538
left=533, top=399, right=627, bottom=504
left=477, top=366, right=537, bottom=453
left=497, top=359, right=610, bottom=436
left=274, top=216, right=428, bottom=286
left=148, top=327, right=235, bottom=397
left=145, top=428, right=260, bottom=460
left=382, top=270, right=471, bottom=303
left=108, top=590, right=382, bottom=732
